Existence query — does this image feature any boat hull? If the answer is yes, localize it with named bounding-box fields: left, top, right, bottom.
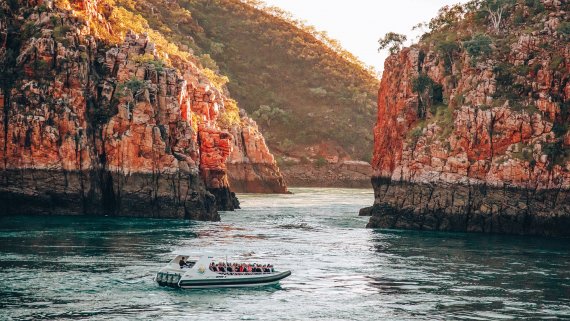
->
left=178, top=271, right=291, bottom=289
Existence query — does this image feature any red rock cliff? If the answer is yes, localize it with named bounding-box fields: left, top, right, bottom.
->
left=227, top=116, right=288, bottom=193
left=366, top=0, right=570, bottom=236
left=0, top=0, right=255, bottom=218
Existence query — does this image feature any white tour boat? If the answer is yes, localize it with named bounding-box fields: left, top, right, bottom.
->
left=155, top=253, right=291, bottom=289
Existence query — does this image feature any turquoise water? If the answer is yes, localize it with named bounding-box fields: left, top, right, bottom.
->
left=1, top=188, right=569, bottom=320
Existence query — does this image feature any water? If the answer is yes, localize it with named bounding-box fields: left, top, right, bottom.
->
left=1, top=188, right=569, bottom=320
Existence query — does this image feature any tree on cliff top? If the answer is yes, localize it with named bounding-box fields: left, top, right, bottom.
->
left=481, top=0, right=516, bottom=32
left=378, top=32, right=408, bottom=55
left=428, top=4, right=467, bottom=32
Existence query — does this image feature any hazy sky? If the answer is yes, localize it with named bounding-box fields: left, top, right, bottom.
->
left=262, top=0, right=469, bottom=75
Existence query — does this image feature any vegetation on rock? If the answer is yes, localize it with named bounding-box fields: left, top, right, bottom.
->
left=377, top=0, right=570, bottom=186
left=175, top=0, right=379, bottom=161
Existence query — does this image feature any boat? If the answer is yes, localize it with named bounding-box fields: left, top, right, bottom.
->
left=155, top=253, right=291, bottom=289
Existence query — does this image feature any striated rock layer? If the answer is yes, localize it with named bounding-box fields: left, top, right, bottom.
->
left=366, top=1, right=570, bottom=236
left=0, top=0, right=257, bottom=219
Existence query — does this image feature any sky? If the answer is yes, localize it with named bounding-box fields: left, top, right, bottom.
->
left=262, top=0, right=469, bottom=75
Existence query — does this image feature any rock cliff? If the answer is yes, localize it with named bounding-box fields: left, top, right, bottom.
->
left=0, top=0, right=285, bottom=219
left=227, top=116, right=287, bottom=193
left=366, top=0, right=570, bottom=236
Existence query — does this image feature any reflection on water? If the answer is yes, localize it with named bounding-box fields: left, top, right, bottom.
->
left=368, top=230, right=570, bottom=319
left=0, top=188, right=569, bottom=320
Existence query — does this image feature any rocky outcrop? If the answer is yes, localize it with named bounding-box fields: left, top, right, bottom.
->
left=227, top=117, right=288, bottom=193
left=366, top=1, right=570, bottom=236
left=0, top=0, right=249, bottom=219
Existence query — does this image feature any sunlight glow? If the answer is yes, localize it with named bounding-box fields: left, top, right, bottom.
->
left=262, top=0, right=470, bottom=74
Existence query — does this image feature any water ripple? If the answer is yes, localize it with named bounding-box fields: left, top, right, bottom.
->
left=1, top=188, right=569, bottom=320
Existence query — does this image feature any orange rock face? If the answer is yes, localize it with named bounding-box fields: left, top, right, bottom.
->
left=372, top=46, right=570, bottom=189
left=199, top=125, right=232, bottom=188
left=366, top=2, right=570, bottom=236
left=227, top=117, right=288, bottom=193
left=0, top=1, right=258, bottom=217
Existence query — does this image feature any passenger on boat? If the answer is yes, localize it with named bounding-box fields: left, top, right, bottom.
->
left=179, top=257, right=186, bottom=269
left=207, top=261, right=275, bottom=274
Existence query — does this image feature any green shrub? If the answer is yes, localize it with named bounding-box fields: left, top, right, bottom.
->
left=532, top=63, right=542, bottom=75
left=510, top=103, right=533, bottom=113
left=552, top=121, right=568, bottom=138
left=50, top=16, right=59, bottom=26
left=90, top=99, right=118, bottom=125
left=493, top=63, right=522, bottom=101
left=557, top=22, right=570, bottom=35
left=37, top=4, right=48, bottom=13
left=463, top=34, right=492, bottom=61
left=22, top=22, right=41, bottom=39
left=202, top=68, right=229, bottom=91
left=133, top=53, right=166, bottom=71
left=407, top=122, right=425, bottom=148
left=412, top=74, right=436, bottom=96
left=513, top=12, right=525, bottom=25
left=252, top=105, right=289, bottom=127
left=217, top=98, right=241, bottom=128
left=436, top=40, right=459, bottom=73
left=53, top=25, right=71, bottom=39
left=549, top=56, right=564, bottom=71
left=512, top=143, right=534, bottom=162
left=33, top=59, right=51, bottom=76
left=426, top=103, right=455, bottom=140
left=543, top=141, right=570, bottom=169
left=278, top=138, right=295, bottom=152
left=199, top=53, right=219, bottom=70
left=515, top=65, right=530, bottom=76
left=275, top=156, right=285, bottom=167
left=314, top=156, right=328, bottom=168
left=117, top=77, right=145, bottom=97
left=525, top=0, right=545, bottom=14
left=53, top=25, right=72, bottom=46
left=309, top=87, right=328, bottom=97
left=148, top=60, right=165, bottom=71
left=412, top=74, right=442, bottom=119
